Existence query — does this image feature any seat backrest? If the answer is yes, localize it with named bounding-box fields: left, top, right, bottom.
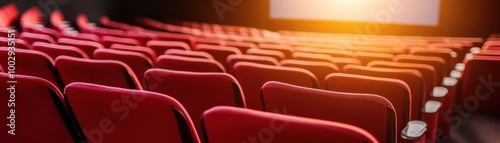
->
left=226, top=54, right=279, bottom=74
left=482, top=41, right=500, bottom=50
left=101, top=35, right=142, bottom=47
left=109, top=44, right=157, bottom=61
left=233, top=62, right=318, bottom=110
left=0, top=73, right=79, bottom=143
left=246, top=48, right=286, bottom=61
left=64, top=82, right=200, bottom=143
left=223, top=41, right=257, bottom=53
left=146, top=40, right=190, bottom=56
left=0, top=48, right=61, bottom=88
left=20, top=32, right=56, bottom=44
left=0, top=37, right=32, bottom=49
left=32, top=42, right=89, bottom=59
left=94, top=49, right=154, bottom=82
left=409, top=47, right=456, bottom=73
left=144, top=69, right=245, bottom=138
left=292, top=52, right=335, bottom=63
left=394, top=54, right=447, bottom=84
left=353, top=51, right=394, bottom=65
left=156, top=55, right=225, bottom=73
left=165, top=49, right=214, bottom=60
left=154, top=32, right=197, bottom=48
left=55, top=56, right=142, bottom=90
left=281, top=59, right=340, bottom=89
left=368, top=61, right=436, bottom=99
left=325, top=73, right=410, bottom=143
left=196, top=44, right=242, bottom=71
left=58, top=38, right=104, bottom=58
left=261, top=81, right=395, bottom=143
left=202, top=106, right=379, bottom=143
left=257, top=43, right=294, bottom=58
left=343, top=65, right=424, bottom=120
left=459, top=56, right=500, bottom=114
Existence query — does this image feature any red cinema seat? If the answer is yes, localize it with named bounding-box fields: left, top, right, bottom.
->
left=226, top=54, right=279, bottom=74
left=257, top=43, right=295, bottom=58
left=280, top=59, right=340, bottom=89
left=101, top=36, right=142, bottom=47
left=146, top=40, right=191, bottom=56
left=261, top=81, right=394, bottom=143
left=58, top=38, right=105, bottom=59
left=330, top=57, right=362, bottom=70
left=325, top=73, right=411, bottom=143
left=109, top=44, right=157, bottom=61
left=55, top=56, right=142, bottom=90
left=0, top=49, right=61, bottom=88
left=144, top=69, right=245, bottom=138
left=246, top=48, right=285, bottom=61
left=368, top=61, right=437, bottom=101
left=0, top=37, right=32, bottom=49
left=343, top=65, right=424, bottom=120
left=0, top=73, right=80, bottom=143
left=482, top=41, right=500, bottom=51
left=394, top=55, right=447, bottom=84
left=195, top=44, right=242, bottom=71
left=223, top=41, right=257, bottom=53
left=459, top=56, right=500, bottom=114
left=124, top=31, right=157, bottom=46
left=64, top=82, right=200, bottom=143
left=295, top=47, right=353, bottom=58
left=292, top=52, right=335, bottom=63
left=94, top=49, right=154, bottom=82
left=195, top=37, right=224, bottom=46
left=353, top=51, right=394, bottom=65
left=409, top=47, right=456, bottom=74
left=20, top=32, right=56, bottom=44
left=202, top=106, right=379, bottom=143
left=156, top=55, right=225, bottom=73
left=32, top=42, right=89, bottom=59
left=233, top=62, right=318, bottom=110
left=60, top=32, right=100, bottom=42
left=164, top=49, right=214, bottom=59
left=154, top=32, right=196, bottom=48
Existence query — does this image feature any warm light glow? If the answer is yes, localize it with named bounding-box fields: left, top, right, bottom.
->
left=270, top=0, right=441, bottom=26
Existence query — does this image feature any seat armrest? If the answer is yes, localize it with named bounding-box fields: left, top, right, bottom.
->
left=421, top=100, right=442, bottom=143
left=450, top=70, right=462, bottom=79
left=432, top=87, right=448, bottom=98
left=402, top=120, right=427, bottom=141
left=455, top=63, right=465, bottom=72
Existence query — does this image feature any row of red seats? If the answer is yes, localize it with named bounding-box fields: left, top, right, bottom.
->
left=1, top=3, right=499, bottom=143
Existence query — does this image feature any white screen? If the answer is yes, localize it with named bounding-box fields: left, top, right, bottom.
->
left=270, top=0, right=441, bottom=26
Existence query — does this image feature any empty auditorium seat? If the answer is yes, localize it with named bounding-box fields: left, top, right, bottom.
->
left=55, top=56, right=143, bottom=89
left=156, top=55, right=225, bottom=73
left=353, top=51, right=394, bottom=65
left=64, top=82, right=200, bottom=143
left=195, top=37, right=225, bottom=46
left=459, top=56, right=500, bottom=114
left=246, top=48, right=286, bottom=61
left=0, top=49, right=62, bottom=88
left=144, top=69, right=245, bottom=138
left=195, top=44, right=242, bottom=70
left=292, top=52, right=335, bottom=63
left=325, top=73, right=411, bottom=143
left=261, top=81, right=394, bottom=143
left=94, top=49, right=154, bottom=82
left=109, top=44, right=157, bottom=61
left=146, top=40, right=190, bottom=56
left=226, top=54, right=279, bottom=74
left=223, top=41, right=257, bottom=53
left=164, top=49, right=214, bottom=59
left=20, top=32, right=57, bottom=44
left=124, top=31, right=156, bottom=46
left=482, top=41, right=500, bottom=50
left=409, top=47, right=457, bottom=73
left=154, top=32, right=196, bottom=48
left=32, top=42, right=89, bottom=59
left=202, top=106, right=379, bottom=143
left=281, top=59, right=340, bottom=89
left=233, top=62, right=318, bottom=110
left=101, top=36, right=142, bottom=47
left=0, top=37, right=32, bottom=49
left=257, top=43, right=295, bottom=58
left=394, top=55, right=447, bottom=84
left=330, top=57, right=362, bottom=69
left=343, top=65, right=425, bottom=120
left=60, top=32, right=100, bottom=42
left=0, top=73, right=81, bottom=143
left=58, top=38, right=105, bottom=58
